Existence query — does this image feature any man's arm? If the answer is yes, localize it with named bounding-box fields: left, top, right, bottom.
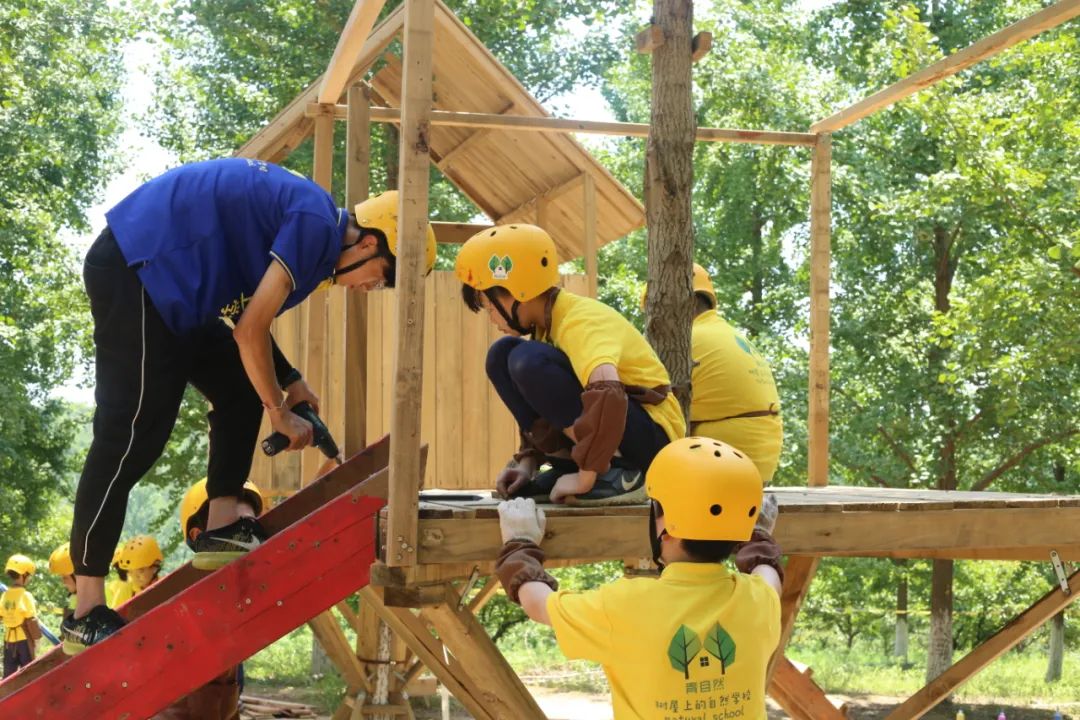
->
left=519, top=582, right=554, bottom=625
left=233, top=262, right=312, bottom=449
left=495, top=498, right=559, bottom=625
left=734, top=493, right=784, bottom=596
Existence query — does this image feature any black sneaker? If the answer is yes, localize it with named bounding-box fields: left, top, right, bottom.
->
left=566, top=464, right=648, bottom=507
left=511, top=457, right=578, bottom=501
left=60, top=605, right=125, bottom=655
left=193, top=517, right=268, bottom=570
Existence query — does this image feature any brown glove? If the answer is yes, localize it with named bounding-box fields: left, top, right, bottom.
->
left=570, top=381, right=628, bottom=473
left=495, top=540, right=559, bottom=604
left=23, top=617, right=42, bottom=642
left=734, top=529, right=785, bottom=584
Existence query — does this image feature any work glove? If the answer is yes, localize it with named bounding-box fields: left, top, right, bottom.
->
left=756, top=492, right=779, bottom=535
left=497, top=497, right=547, bottom=545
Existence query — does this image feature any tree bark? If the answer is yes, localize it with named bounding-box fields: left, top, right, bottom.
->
left=926, top=558, right=955, bottom=681
left=643, top=0, right=695, bottom=420
left=894, top=560, right=910, bottom=662
left=1046, top=610, right=1065, bottom=683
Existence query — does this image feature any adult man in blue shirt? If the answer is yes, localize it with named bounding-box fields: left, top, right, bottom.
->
left=62, top=158, right=436, bottom=653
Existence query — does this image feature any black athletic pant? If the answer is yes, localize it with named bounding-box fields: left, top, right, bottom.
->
left=71, top=228, right=264, bottom=577
left=3, top=640, right=33, bottom=678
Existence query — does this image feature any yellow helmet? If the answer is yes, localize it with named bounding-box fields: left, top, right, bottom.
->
left=48, top=543, right=75, bottom=576
left=118, top=535, right=163, bottom=571
left=640, top=263, right=716, bottom=311
left=646, top=437, right=762, bottom=542
left=4, top=554, right=35, bottom=577
left=353, top=190, right=437, bottom=274
left=455, top=224, right=559, bottom=302
left=180, top=478, right=265, bottom=543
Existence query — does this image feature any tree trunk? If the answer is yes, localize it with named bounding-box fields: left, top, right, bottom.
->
left=643, top=0, right=695, bottom=419
left=894, top=561, right=909, bottom=661
left=1046, top=610, right=1065, bottom=683
left=311, top=636, right=333, bottom=676
left=926, top=558, right=954, bottom=681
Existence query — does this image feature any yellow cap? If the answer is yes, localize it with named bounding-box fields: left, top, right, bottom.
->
left=118, top=535, right=163, bottom=571
left=48, top=543, right=74, bottom=576
left=353, top=190, right=437, bottom=274
left=180, top=478, right=264, bottom=541
left=646, top=437, right=762, bottom=541
left=455, top=224, right=559, bottom=302
left=5, top=554, right=35, bottom=577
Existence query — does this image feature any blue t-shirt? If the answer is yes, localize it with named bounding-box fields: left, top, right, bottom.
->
left=105, top=158, right=346, bottom=335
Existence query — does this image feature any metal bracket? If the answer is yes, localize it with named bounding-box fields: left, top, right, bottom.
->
left=1050, top=550, right=1070, bottom=595
left=457, top=566, right=482, bottom=610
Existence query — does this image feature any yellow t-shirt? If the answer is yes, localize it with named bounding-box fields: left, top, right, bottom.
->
left=542, top=290, right=686, bottom=444
left=691, top=312, right=783, bottom=482
left=548, top=563, right=780, bottom=720
left=108, top=578, right=134, bottom=608
left=0, top=586, right=37, bottom=643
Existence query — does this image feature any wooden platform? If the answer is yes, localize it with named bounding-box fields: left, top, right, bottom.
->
left=404, top=486, right=1080, bottom=566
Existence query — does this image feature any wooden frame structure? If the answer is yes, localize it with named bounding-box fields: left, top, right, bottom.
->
left=232, top=1, right=1080, bottom=718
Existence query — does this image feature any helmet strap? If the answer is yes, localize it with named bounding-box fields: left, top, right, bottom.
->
left=485, top=290, right=531, bottom=335
left=648, top=502, right=667, bottom=569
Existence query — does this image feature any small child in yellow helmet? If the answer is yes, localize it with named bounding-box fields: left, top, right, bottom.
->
left=2, top=554, right=42, bottom=677
left=494, top=437, right=784, bottom=720
left=456, top=224, right=685, bottom=505
left=49, top=543, right=78, bottom=622
left=117, top=536, right=164, bottom=595
left=153, top=477, right=265, bottom=720
left=643, top=264, right=784, bottom=482
left=107, top=545, right=134, bottom=608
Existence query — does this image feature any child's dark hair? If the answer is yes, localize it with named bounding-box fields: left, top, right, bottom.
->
left=461, top=284, right=512, bottom=313
left=5, top=570, right=20, bottom=582
left=695, top=291, right=715, bottom=314
left=350, top=215, right=397, bottom=287
left=654, top=501, right=737, bottom=563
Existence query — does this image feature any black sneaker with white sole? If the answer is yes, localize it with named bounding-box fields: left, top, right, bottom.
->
left=510, top=457, right=578, bottom=501
left=566, top=464, right=648, bottom=507
left=60, top=605, right=126, bottom=655
left=192, top=516, right=268, bottom=570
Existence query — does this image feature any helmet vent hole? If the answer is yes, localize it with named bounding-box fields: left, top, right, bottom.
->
left=748, top=506, right=757, bottom=518
left=733, top=451, right=743, bottom=459
left=541, top=257, right=549, bottom=267
left=689, top=443, right=701, bottom=449
left=709, top=504, right=722, bottom=516
left=713, top=450, right=721, bottom=457
left=510, top=225, right=517, bottom=229
left=489, top=230, right=497, bottom=237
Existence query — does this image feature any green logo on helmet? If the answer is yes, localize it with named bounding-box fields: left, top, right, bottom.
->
left=488, top=254, right=513, bottom=280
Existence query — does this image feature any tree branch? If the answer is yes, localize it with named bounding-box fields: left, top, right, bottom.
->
left=834, top=385, right=918, bottom=474
left=970, top=428, right=1079, bottom=492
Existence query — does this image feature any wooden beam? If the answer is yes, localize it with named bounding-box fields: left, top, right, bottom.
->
left=691, top=31, right=713, bottom=63
left=435, top=101, right=516, bottom=171
left=309, top=611, right=372, bottom=693
left=769, top=657, right=846, bottom=720
left=583, top=173, right=598, bottom=297
left=430, top=222, right=491, bottom=244
left=498, top=173, right=585, bottom=224
left=319, top=0, right=389, bottom=104
left=766, top=556, right=820, bottom=683
left=308, top=104, right=819, bottom=146
left=387, top=0, right=434, bottom=567
left=811, top=0, right=1080, bottom=133
left=885, top=570, right=1080, bottom=719
left=466, top=577, right=500, bottom=614
left=345, top=84, right=372, bottom=456
left=807, top=134, right=831, bottom=488
left=236, top=4, right=403, bottom=160
left=635, top=24, right=665, bottom=53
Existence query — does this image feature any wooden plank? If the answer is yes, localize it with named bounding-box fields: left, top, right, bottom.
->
left=460, top=306, right=488, bottom=493
left=309, top=611, right=372, bottom=692
left=635, top=24, right=665, bottom=53
left=236, top=5, right=403, bottom=160
left=499, top=173, right=584, bottom=225
left=812, top=0, right=1080, bottom=133
left=767, top=556, right=820, bottom=683
left=345, top=83, right=372, bottom=455
left=430, top=221, right=490, bottom=244
left=583, top=173, right=598, bottom=298
left=318, top=0, right=389, bottom=104
left=885, top=570, right=1080, bottom=720
left=421, top=586, right=546, bottom=719
left=421, top=274, right=437, bottom=489
left=433, top=273, right=463, bottom=488
left=691, top=31, right=713, bottom=63
left=326, top=285, right=349, bottom=457
left=387, top=0, right=434, bottom=566
left=807, top=134, right=831, bottom=488
left=314, top=104, right=819, bottom=147
left=358, top=588, right=496, bottom=720
left=769, top=657, right=845, bottom=720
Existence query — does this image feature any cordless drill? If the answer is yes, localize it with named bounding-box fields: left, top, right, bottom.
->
left=261, top=401, right=341, bottom=463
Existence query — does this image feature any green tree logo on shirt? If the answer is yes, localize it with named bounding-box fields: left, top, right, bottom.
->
left=667, top=623, right=738, bottom=678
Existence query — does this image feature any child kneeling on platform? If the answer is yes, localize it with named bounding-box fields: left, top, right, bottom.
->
left=456, top=224, right=685, bottom=505
left=494, top=437, right=784, bottom=720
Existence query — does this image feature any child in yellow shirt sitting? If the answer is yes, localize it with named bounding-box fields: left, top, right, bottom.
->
left=49, top=543, right=78, bottom=622
left=456, top=224, right=684, bottom=505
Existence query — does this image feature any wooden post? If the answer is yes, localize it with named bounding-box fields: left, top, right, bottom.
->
left=345, top=84, right=372, bottom=455
left=318, top=0, right=389, bottom=104
left=807, top=134, right=831, bottom=488
left=387, top=0, right=434, bottom=567
left=644, top=0, right=695, bottom=420
left=583, top=173, right=598, bottom=297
